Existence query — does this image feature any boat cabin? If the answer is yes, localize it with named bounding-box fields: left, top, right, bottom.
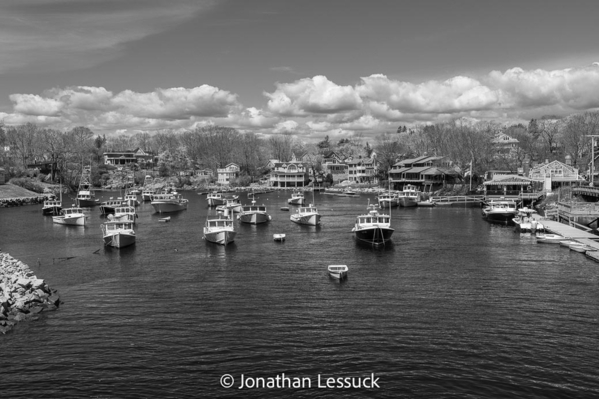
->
left=103, top=221, right=135, bottom=232
left=62, top=208, right=84, bottom=215
left=356, top=215, right=391, bottom=225
left=206, top=219, right=234, bottom=228
left=242, top=205, right=267, bottom=212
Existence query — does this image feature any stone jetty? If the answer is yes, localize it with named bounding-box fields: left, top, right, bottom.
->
left=0, top=252, right=61, bottom=334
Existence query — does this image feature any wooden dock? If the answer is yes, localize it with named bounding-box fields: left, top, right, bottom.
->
left=540, top=220, right=599, bottom=240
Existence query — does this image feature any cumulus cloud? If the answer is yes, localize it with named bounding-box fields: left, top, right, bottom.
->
left=0, top=0, right=215, bottom=73
left=265, top=75, right=362, bottom=115
left=5, top=64, right=599, bottom=140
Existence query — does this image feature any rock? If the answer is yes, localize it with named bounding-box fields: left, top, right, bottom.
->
left=31, top=279, right=45, bottom=289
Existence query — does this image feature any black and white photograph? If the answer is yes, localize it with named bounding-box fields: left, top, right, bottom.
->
left=1, top=0, right=599, bottom=397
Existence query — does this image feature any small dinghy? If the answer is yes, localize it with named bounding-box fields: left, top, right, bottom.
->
left=536, top=233, right=566, bottom=244
left=328, top=265, right=348, bottom=280
left=273, top=233, right=286, bottom=242
left=159, top=216, right=171, bottom=223
left=569, top=242, right=597, bottom=253
left=280, top=206, right=290, bottom=211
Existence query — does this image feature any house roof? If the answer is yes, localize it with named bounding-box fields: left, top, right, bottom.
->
left=390, top=167, right=411, bottom=174
left=404, top=166, right=431, bottom=174
left=483, top=175, right=533, bottom=186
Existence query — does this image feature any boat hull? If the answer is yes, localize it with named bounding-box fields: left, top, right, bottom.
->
left=290, top=213, right=320, bottom=226
left=52, top=215, right=86, bottom=226
left=399, top=198, right=418, bottom=207
left=485, top=211, right=517, bottom=223
left=207, top=197, right=226, bottom=207
left=353, top=226, right=394, bottom=245
left=78, top=199, right=99, bottom=207
left=287, top=198, right=304, bottom=205
left=204, top=230, right=236, bottom=245
left=104, top=232, right=136, bottom=248
left=378, top=199, right=398, bottom=208
left=42, top=206, right=62, bottom=216
left=239, top=212, right=271, bottom=224
left=151, top=202, right=188, bottom=213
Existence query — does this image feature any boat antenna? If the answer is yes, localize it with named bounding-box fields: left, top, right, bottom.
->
left=388, top=168, right=392, bottom=221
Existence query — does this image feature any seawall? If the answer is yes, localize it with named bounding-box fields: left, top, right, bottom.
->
left=0, top=252, right=61, bottom=334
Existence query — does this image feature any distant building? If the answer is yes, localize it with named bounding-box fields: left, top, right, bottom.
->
left=389, top=155, right=460, bottom=191
left=103, top=148, right=155, bottom=166
left=345, top=156, right=379, bottom=184
left=492, top=133, right=520, bottom=154
left=268, top=161, right=310, bottom=187
left=0, top=167, right=5, bottom=185
left=528, top=159, right=585, bottom=191
left=217, top=163, right=240, bottom=185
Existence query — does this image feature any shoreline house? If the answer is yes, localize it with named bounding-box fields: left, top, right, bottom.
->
left=389, top=155, right=460, bottom=192
left=217, top=163, right=240, bottom=185
left=103, top=148, right=155, bottom=168
left=528, top=157, right=585, bottom=192
left=492, top=133, right=520, bottom=155
left=345, top=156, right=379, bottom=184
left=268, top=160, right=310, bottom=187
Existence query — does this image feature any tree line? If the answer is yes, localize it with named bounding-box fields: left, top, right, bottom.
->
left=1, top=110, right=598, bottom=187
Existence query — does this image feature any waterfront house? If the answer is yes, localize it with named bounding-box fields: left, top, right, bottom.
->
left=104, top=148, right=155, bottom=167
left=217, top=163, right=240, bottom=185
left=528, top=158, right=585, bottom=192
left=345, top=156, right=379, bottom=184
left=389, top=155, right=460, bottom=192
left=268, top=161, right=310, bottom=187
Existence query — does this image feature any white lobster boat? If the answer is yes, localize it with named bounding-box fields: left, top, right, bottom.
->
left=238, top=199, right=271, bottom=225
left=290, top=204, right=321, bottom=226
left=52, top=207, right=87, bottom=226
left=101, top=220, right=136, bottom=248
left=287, top=190, right=305, bottom=205
left=377, top=192, right=398, bottom=208
left=151, top=193, right=188, bottom=213
left=203, top=215, right=236, bottom=245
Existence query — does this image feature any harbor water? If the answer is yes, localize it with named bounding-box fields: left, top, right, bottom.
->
left=1, top=191, right=599, bottom=398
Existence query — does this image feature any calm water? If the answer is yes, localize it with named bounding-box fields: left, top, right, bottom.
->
left=1, top=191, right=599, bottom=398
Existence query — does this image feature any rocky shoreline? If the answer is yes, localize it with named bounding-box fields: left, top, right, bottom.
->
left=0, top=252, right=61, bottom=334
left=0, top=195, right=49, bottom=208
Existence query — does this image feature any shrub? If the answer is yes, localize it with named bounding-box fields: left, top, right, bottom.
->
left=8, top=177, right=46, bottom=193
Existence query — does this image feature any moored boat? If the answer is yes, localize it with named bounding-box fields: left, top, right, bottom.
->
left=273, top=233, right=286, bottom=242
left=513, top=207, right=544, bottom=232
left=101, top=220, right=136, bottom=248
left=328, top=265, right=348, bottom=279
left=377, top=192, right=398, bottom=208
left=290, top=204, right=321, bottom=226
left=216, top=197, right=243, bottom=214
left=76, top=166, right=99, bottom=207
left=151, top=193, right=188, bottom=213
left=482, top=199, right=518, bottom=223
left=206, top=191, right=237, bottom=207
left=397, top=184, right=421, bottom=207
left=42, top=199, right=62, bottom=215
left=352, top=203, right=394, bottom=245
left=203, top=214, right=236, bottom=245
left=99, top=198, right=124, bottom=215
left=238, top=199, right=271, bottom=225
left=123, top=193, right=140, bottom=207
left=287, top=190, right=305, bottom=205
left=569, top=242, right=597, bottom=253
left=52, top=207, right=87, bottom=226
left=536, top=233, right=566, bottom=244
left=113, top=206, right=137, bottom=223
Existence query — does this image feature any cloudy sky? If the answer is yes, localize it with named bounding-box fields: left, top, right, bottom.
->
left=1, top=0, right=599, bottom=142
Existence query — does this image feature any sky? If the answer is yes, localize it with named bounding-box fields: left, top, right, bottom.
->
left=1, top=0, right=599, bottom=143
